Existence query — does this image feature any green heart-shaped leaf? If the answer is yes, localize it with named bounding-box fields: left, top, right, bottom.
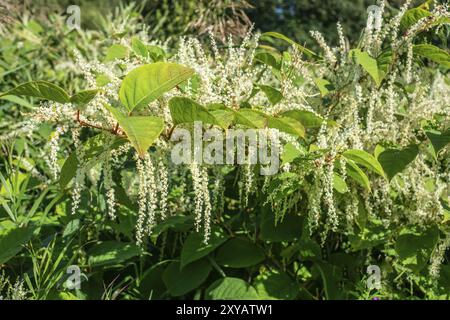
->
left=119, top=62, right=194, bottom=112
left=106, top=105, right=165, bottom=158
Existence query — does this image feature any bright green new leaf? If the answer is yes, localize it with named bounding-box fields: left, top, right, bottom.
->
left=131, top=37, right=148, bottom=58
left=268, top=116, right=305, bottom=138
left=350, top=49, right=381, bottom=86
left=314, top=78, right=334, bottom=96
left=281, top=142, right=305, bottom=164
left=343, top=149, right=386, bottom=178
left=345, top=160, right=371, bottom=191
left=0, top=80, right=70, bottom=103
left=119, top=62, right=195, bottom=112
left=106, top=105, right=165, bottom=158
left=104, top=44, right=128, bottom=62
left=333, top=173, right=349, bottom=194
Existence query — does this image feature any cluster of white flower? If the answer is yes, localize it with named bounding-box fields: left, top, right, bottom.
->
left=0, top=272, right=27, bottom=300
left=430, top=234, right=450, bottom=279
left=190, top=162, right=212, bottom=243
left=13, top=1, right=448, bottom=254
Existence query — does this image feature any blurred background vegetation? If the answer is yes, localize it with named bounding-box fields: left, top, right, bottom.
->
left=3, top=0, right=429, bottom=47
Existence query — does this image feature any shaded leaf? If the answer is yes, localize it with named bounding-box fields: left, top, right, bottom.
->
left=88, top=241, right=141, bottom=267
left=205, top=277, right=259, bottom=300
left=180, top=228, right=228, bottom=269
left=162, top=259, right=212, bottom=297
left=216, top=238, right=265, bottom=268
left=377, top=144, right=419, bottom=180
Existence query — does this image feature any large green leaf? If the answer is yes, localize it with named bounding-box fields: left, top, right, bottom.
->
left=205, top=277, right=259, bottom=300
left=395, top=225, right=439, bottom=273
left=343, top=149, right=386, bottom=178
left=0, top=80, right=70, bottom=103
left=180, top=228, right=228, bottom=269
left=377, top=144, right=419, bottom=180
left=0, top=226, right=36, bottom=264
left=215, top=238, right=265, bottom=268
left=313, top=261, right=344, bottom=300
left=88, top=241, right=141, bottom=267
left=106, top=105, right=165, bottom=158
left=162, top=259, right=212, bottom=297
left=413, top=44, right=450, bottom=68
left=168, top=97, right=222, bottom=127
left=260, top=209, right=303, bottom=242
left=138, top=262, right=168, bottom=299
left=60, top=133, right=126, bottom=188
left=350, top=49, right=381, bottom=86
left=254, top=270, right=298, bottom=300
left=119, top=62, right=194, bottom=112
left=425, top=128, right=450, bottom=158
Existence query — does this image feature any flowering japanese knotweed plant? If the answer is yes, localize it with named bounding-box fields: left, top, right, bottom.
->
left=0, top=1, right=449, bottom=277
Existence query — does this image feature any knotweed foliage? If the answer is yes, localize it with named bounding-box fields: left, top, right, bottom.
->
left=0, top=1, right=449, bottom=300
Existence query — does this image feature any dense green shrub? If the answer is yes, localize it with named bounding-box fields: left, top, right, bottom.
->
left=0, top=1, right=449, bottom=300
